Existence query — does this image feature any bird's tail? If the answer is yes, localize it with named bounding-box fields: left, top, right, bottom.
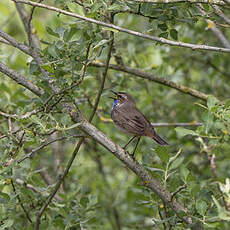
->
left=152, top=133, right=168, bottom=146
left=145, top=130, right=169, bottom=146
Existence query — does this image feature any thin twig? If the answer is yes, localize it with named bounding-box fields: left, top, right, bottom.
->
left=11, top=180, right=33, bottom=223
left=11, top=0, right=230, bottom=53
left=0, top=108, right=41, bottom=119
left=171, top=184, right=187, bottom=201
left=212, top=5, right=230, bottom=25
left=34, top=137, right=85, bottom=230
left=89, top=36, right=114, bottom=122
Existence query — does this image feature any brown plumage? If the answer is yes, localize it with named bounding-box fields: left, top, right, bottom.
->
left=111, top=91, right=168, bottom=146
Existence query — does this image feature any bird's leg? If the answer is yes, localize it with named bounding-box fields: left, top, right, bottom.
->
left=132, top=137, right=141, bottom=156
left=123, top=136, right=136, bottom=150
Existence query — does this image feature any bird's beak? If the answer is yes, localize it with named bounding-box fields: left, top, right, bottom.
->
left=109, top=90, right=118, bottom=100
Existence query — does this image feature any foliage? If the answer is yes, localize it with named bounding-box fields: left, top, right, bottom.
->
left=0, top=0, right=230, bottom=229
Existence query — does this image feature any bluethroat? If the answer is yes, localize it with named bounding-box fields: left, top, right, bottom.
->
left=110, top=91, right=168, bottom=155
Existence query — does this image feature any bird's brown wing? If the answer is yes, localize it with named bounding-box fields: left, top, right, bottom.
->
left=112, top=106, right=149, bottom=135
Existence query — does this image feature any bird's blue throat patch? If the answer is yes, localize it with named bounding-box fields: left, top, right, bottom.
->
left=112, top=99, right=118, bottom=110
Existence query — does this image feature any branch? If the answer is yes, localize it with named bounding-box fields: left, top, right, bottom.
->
left=34, top=137, right=85, bottom=230
left=0, top=108, right=40, bottom=119
left=197, top=4, right=230, bottom=48
left=212, top=5, right=230, bottom=25
left=0, top=29, right=32, bottom=55
left=65, top=105, right=196, bottom=227
left=11, top=180, right=33, bottom=223
left=151, top=122, right=203, bottom=127
left=89, top=34, right=114, bottom=122
left=0, top=30, right=58, bottom=92
left=11, top=0, right=230, bottom=53
left=91, top=61, right=209, bottom=101
left=0, top=61, right=44, bottom=96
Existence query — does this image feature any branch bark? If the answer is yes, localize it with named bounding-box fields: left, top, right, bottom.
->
left=11, top=0, right=230, bottom=53
left=0, top=61, right=44, bottom=96
left=91, top=61, right=209, bottom=101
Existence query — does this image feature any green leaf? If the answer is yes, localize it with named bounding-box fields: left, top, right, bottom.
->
left=158, top=23, right=168, bottom=31
left=180, top=166, right=190, bottom=182
left=207, top=95, right=218, bottom=109
left=47, top=45, right=59, bottom=58
left=93, top=39, right=110, bottom=50
left=175, top=127, right=197, bottom=138
left=196, top=200, right=208, bottom=216
left=170, top=29, right=178, bottom=40
left=169, top=157, right=184, bottom=171
left=159, top=32, right=168, bottom=39
left=212, top=196, right=230, bottom=220
left=41, top=64, right=54, bottom=74
left=155, top=146, right=170, bottom=163
left=203, top=111, right=214, bottom=134
left=46, top=26, right=59, bottom=38
left=63, top=27, right=79, bottom=42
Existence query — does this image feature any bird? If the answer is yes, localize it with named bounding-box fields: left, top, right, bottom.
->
left=110, top=91, right=168, bottom=155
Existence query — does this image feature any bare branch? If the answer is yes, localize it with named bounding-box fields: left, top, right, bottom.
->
left=11, top=180, right=33, bottom=223
left=151, top=122, right=203, bottom=127
left=212, top=5, right=230, bottom=25
left=197, top=4, right=230, bottom=48
left=89, top=34, right=114, bottom=122
left=0, top=29, right=32, bottom=55
left=91, top=61, right=209, bottom=101
left=0, top=37, right=10, bottom=45
left=0, top=61, right=44, bottom=96
left=11, top=0, right=230, bottom=53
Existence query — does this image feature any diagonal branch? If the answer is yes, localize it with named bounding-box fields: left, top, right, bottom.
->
left=0, top=61, right=44, bottom=96
left=12, top=0, right=230, bottom=53
left=91, top=61, right=209, bottom=101
left=212, top=5, right=230, bottom=25
left=197, top=4, right=230, bottom=48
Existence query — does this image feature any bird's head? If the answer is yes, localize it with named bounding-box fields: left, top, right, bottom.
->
left=110, top=91, right=135, bottom=109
